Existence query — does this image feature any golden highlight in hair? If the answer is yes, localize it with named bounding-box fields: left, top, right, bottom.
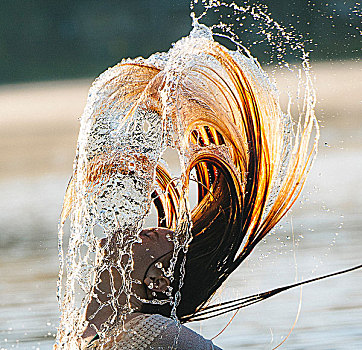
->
left=57, top=26, right=319, bottom=346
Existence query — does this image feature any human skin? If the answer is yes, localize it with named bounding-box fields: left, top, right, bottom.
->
left=81, top=227, right=174, bottom=341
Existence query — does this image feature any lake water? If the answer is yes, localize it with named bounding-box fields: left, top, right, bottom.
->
left=0, top=64, right=361, bottom=349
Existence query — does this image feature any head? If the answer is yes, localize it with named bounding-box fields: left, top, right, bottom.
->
left=131, top=227, right=174, bottom=300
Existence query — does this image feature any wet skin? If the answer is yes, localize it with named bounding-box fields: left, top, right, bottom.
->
left=81, top=227, right=174, bottom=341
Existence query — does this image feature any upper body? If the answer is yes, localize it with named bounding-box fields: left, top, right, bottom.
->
left=82, top=228, right=222, bottom=349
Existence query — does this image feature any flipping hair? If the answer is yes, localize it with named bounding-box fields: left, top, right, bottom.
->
left=139, top=39, right=319, bottom=322
left=61, top=35, right=319, bottom=325
left=58, top=31, right=362, bottom=348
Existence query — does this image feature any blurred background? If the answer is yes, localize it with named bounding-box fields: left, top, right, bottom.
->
left=0, top=1, right=361, bottom=349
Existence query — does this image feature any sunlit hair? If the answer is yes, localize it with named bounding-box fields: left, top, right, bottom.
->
left=138, top=40, right=318, bottom=321
left=60, top=32, right=319, bottom=329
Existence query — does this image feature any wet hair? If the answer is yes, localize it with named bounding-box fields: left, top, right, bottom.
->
left=59, top=31, right=362, bottom=342
left=140, top=39, right=319, bottom=322
left=142, top=158, right=257, bottom=322
left=143, top=157, right=362, bottom=324
left=173, top=164, right=243, bottom=322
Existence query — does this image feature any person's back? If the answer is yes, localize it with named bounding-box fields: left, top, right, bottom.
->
left=86, top=314, right=222, bottom=350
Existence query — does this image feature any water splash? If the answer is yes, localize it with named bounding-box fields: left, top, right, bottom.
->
left=55, top=6, right=319, bottom=348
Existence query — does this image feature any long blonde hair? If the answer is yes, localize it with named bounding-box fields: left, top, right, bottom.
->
left=59, top=28, right=318, bottom=332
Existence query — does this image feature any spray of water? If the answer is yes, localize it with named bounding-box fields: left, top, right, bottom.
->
left=55, top=3, right=319, bottom=348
